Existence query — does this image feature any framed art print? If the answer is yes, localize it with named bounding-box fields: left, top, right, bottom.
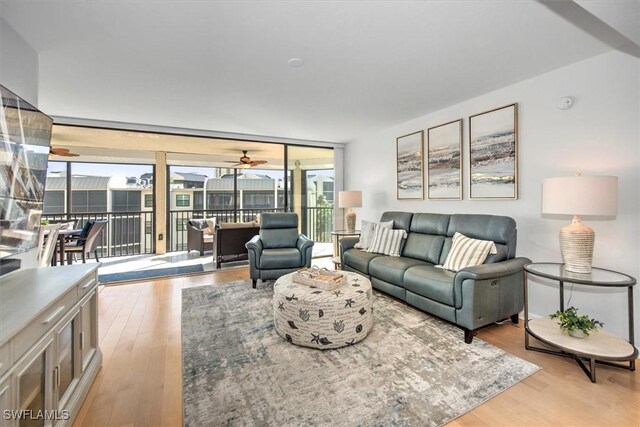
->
left=427, top=119, right=462, bottom=200
left=469, top=103, right=518, bottom=199
left=396, top=131, right=424, bottom=200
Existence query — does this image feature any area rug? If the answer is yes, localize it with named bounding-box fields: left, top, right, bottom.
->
left=99, top=264, right=204, bottom=284
left=182, top=281, right=539, bottom=426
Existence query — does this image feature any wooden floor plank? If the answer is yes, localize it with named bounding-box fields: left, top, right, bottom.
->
left=73, top=265, right=639, bottom=427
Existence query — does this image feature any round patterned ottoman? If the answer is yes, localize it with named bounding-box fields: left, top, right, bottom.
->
left=273, top=271, right=374, bottom=349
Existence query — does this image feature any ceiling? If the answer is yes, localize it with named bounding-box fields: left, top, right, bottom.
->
left=1, top=1, right=636, bottom=143
left=575, top=0, right=640, bottom=46
left=50, top=125, right=334, bottom=170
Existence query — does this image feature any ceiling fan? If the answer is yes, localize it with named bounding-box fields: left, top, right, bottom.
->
left=49, top=147, right=79, bottom=157
left=225, top=150, right=267, bottom=168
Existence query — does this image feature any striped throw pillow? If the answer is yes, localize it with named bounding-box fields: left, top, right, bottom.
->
left=438, top=232, right=498, bottom=272
left=367, top=227, right=407, bottom=257
left=355, top=220, right=394, bottom=250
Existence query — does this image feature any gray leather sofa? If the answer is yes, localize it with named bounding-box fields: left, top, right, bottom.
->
left=246, top=213, right=314, bottom=288
left=339, top=211, right=530, bottom=343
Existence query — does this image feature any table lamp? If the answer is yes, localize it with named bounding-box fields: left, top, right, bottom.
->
left=542, top=174, right=617, bottom=273
left=338, top=191, right=362, bottom=233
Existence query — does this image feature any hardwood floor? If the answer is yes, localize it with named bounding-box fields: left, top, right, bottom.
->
left=73, top=266, right=639, bottom=427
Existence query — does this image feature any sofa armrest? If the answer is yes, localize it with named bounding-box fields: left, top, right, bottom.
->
left=245, top=235, right=263, bottom=275
left=455, top=257, right=531, bottom=282
left=338, top=236, right=360, bottom=264
left=245, top=235, right=263, bottom=255
left=297, top=234, right=314, bottom=267
left=297, top=234, right=313, bottom=251
left=244, top=234, right=262, bottom=268
left=453, top=257, right=531, bottom=330
left=338, top=236, right=359, bottom=254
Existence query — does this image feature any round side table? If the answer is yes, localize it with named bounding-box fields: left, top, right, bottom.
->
left=523, top=262, right=637, bottom=382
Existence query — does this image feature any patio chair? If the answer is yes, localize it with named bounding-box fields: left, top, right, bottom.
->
left=187, top=218, right=215, bottom=255
left=64, top=220, right=108, bottom=263
left=37, top=224, right=63, bottom=267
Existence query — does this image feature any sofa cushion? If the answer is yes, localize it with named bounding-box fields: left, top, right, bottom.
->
left=380, top=211, right=413, bottom=232
left=79, top=220, right=94, bottom=237
left=343, top=249, right=382, bottom=275
left=447, top=214, right=515, bottom=244
left=404, top=265, right=456, bottom=306
left=410, top=213, right=450, bottom=235
left=203, top=234, right=214, bottom=244
left=260, top=228, right=299, bottom=249
left=441, top=215, right=515, bottom=263
left=76, top=220, right=95, bottom=246
left=440, top=238, right=510, bottom=265
left=259, top=248, right=301, bottom=269
left=258, top=213, right=299, bottom=249
left=261, top=212, right=298, bottom=229
left=485, top=244, right=509, bottom=263
left=205, top=217, right=217, bottom=234
left=367, top=228, right=406, bottom=256
left=371, top=277, right=406, bottom=300
left=60, top=221, right=77, bottom=230
left=439, top=232, right=497, bottom=272
left=369, top=256, right=426, bottom=286
left=188, top=219, right=208, bottom=229
left=403, top=234, right=445, bottom=264
left=219, top=221, right=258, bottom=229
left=355, top=220, right=393, bottom=250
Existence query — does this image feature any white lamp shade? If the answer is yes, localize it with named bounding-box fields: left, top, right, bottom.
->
left=338, top=191, right=362, bottom=208
left=542, top=175, right=618, bottom=216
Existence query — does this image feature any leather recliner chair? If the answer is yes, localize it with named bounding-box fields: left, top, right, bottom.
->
left=245, top=212, right=314, bottom=288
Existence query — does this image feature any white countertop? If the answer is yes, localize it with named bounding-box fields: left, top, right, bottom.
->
left=0, top=264, right=99, bottom=346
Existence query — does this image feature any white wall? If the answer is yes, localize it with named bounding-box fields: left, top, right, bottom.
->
left=0, top=17, right=38, bottom=106
left=345, top=50, right=640, bottom=344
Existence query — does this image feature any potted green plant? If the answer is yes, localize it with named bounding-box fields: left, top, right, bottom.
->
left=549, top=306, right=603, bottom=338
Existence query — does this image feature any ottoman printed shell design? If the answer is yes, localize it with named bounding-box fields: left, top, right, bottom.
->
left=273, top=271, right=374, bottom=349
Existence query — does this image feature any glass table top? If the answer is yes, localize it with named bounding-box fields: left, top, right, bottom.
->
left=331, top=230, right=361, bottom=235
left=524, top=263, right=636, bottom=287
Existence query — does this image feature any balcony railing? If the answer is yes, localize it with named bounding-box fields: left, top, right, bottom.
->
left=42, top=206, right=333, bottom=258
left=169, top=206, right=333, bottom=252
left=41, top=211, right=155, bottom=259
left=302, top=206, right=333, bottom=243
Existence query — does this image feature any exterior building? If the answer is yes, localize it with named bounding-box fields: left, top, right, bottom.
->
left=43, top=174, right=110, bottom=215
left=205, top=172, right=285, bottom=212
left=43, top=174, right=153, bottom=256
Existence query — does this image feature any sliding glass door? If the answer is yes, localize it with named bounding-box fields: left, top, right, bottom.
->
left=42, top=161, right=155, bottom=258
left=47, top=125, right=337, bottom=258
left=167, top=165, right=287, bottom=251
left=286, top=146, right=335, bottom=246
